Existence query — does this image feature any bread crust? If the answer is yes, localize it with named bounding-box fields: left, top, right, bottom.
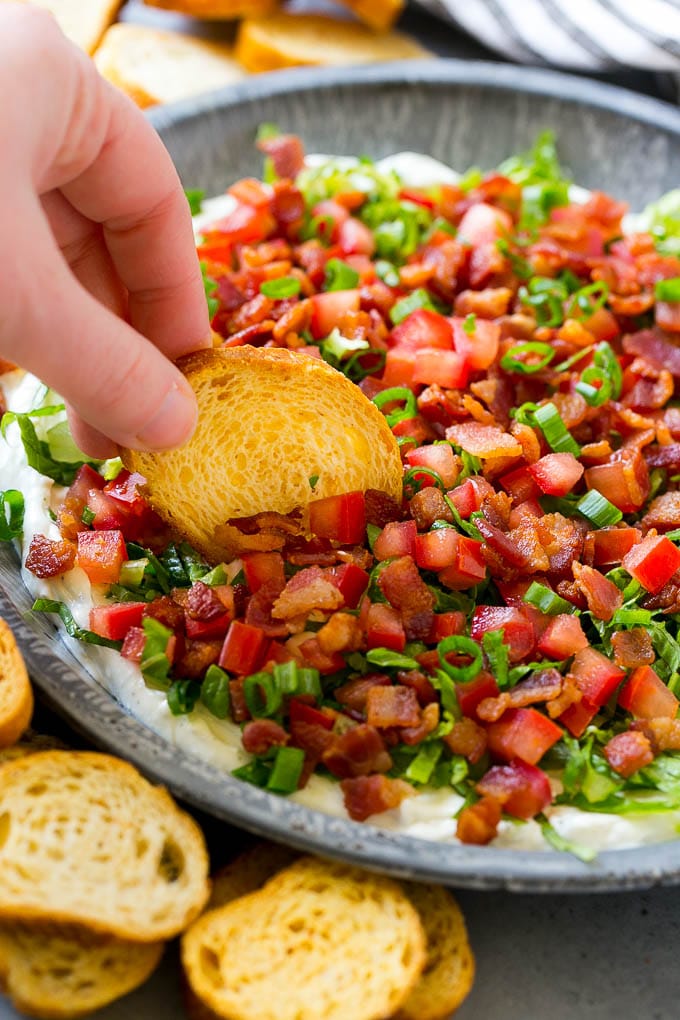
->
left=143, top=0, right=278, bottom=19
left=335, top=0, right=405, bottom=32
left=0, top=618, right=33, bottom=749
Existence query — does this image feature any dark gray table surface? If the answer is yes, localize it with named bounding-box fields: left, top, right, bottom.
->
left=5, top=3, right=679, bottom=1019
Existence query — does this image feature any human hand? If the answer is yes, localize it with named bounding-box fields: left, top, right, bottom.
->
left=0, top=4, right=212, bottom=459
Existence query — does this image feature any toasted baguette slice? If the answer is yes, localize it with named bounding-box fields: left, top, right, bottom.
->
left=0, top=618, right=33, bottom=750
left=395, top=883, right=475, bottom=1020
left=0, top=730, right=67, bottom=765
left=209, top=842, right=298, bottom=908
left=94, top=24, right=246, bottom=108
left=143, top=0, right=278, bottom=17
left=1, top=0, right=122, bottom=54
left=122, top=347, right=402, bottom=561
left=0, top=751, right=209, bottom=941
left=0, top=925, right=163, bottom=1020
left=235, top=13, right=430, bottom=71
left=182, top=856, right=426, bottom=1020
left=335, top=0, right=405, bottom=32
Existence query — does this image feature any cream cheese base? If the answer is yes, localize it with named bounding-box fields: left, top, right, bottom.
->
left=2, top=152, right=679, bottom=853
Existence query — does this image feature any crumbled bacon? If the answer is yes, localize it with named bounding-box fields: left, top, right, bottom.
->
left=443, top=717, right=488, bottom=764
left=366, top=685, right=421, bottom=729
left=315, top=612, right=363, bottom=655
left=477, top=668, right=563, bottom=723
left=186, top=581, right=227, bottom=621
left=25, top=534, right=76, bottom=578
left=143, top=596, right=185, bottom=632
left=176, top=639, right=222, bottom=678
left=604, top=730, right=654, bottom=777
left=272, top=566, right=344, bottom=620
left=572, top=562, right=623, bottom=622
left=396, top=669, right=438, bottom=706
left=363, top=488, right=405, bottom=527
left=256, top=134, right=305, bottom=181
left=400, top=702, right=440, bottom=745
left=322, top=724, right=392, bottom=779
left=340, top=774, right=414, bottom=822
left=335, top=673, right=391, bottom=713
left=242, top=719, right=289, bottom=756
left=377, top=555, right=435, bottom=641
left=611, top=628, right=655, bottom=669
left=456, top=795, right=502, bottom=845
left=245, top=582, right=289, bottom=638
left=631, top=717, right=680, bottom=753
left=446, top=422, right=522, bottom=460
left=409, top=488, right=452, bottom=530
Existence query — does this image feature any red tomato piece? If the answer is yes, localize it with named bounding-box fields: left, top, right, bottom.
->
left=76, top=530, right=127, bottom=585
left=569, top=646, right=626, bottom=707
left=85, top=489, right=130, bottom=532
left=185, top=612, right=232, bottom=640
left=373, top=520, right=417, bottom=562
left=486, top=708, right=563, bottom=765
left=242, top=552, right=286, bottom=594
left=103, top=470, right=150, bottom=515
left=618, top=665, right=680, bottom=720
left=365, top=603, right=406, bottom=652
left=456, top=671, right=500, bottom=720
left=499, top=466, right=541, bottom=504
left=438, top=537, right=486, bottom=590
left=288, top=697, right=335, bottom=730
left=622, top=534, right=680, bottom=594
left=414, top=529, right=459, bottom=571
left=536, top=614, right=589, bottom=659
left=413, top=348, right=468, bottom=389
left=583, top=306, right=620, bottom=342
left=470, top=606, right=536, bottom=663
left=201, top=203, right=273, bottom=251
left=584, top=450, right=650, bottom=513
left=592, top=526, right=640, bottom=566
left=457, top=202, right=513, bottom=246
left=227, top=177, right=271, bottom=208
left=298, top=637, right=346, bottom=674
left=67, top=464, right=105, bottom=508
left=219, top=621, right=268, bottom=675
left=399, top=187, right=437, bottom=211
left=89, top=602, right=146, bottom=641
left=121, top=626, right=146, bottom=664
left=529, top=453, right=584, bottom=497
left=309, top=289, right=360, bottom=339
left=381, top=348, right=417, bottom=388
left=391, top=309, right=454, bottom=350
left=405, top=444, right=460, bottom=489
left=311, top=199, right=349, bottom=242
left=327, top=563, right=370, bottom=609
left=476, top=760, right=552, bottom=819
left=430, top=611, right=466, bottom=642
left=338, top=217, right=375, bottom=256
left=450, top=316, right=500, bottom=371
left=446, top=478, right=480, bottom=518
left=309, top=491, right=366, bottom=545
left=558, top=698, right=600, bottom=738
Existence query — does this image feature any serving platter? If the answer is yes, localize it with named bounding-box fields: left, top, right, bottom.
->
left=6, top=61, right=680, bottom=892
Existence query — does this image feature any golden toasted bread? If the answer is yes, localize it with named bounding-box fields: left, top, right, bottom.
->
left=143, top=0, right=278, bottom=18
left=395, top=883, right=475, bottom=1020
left=0, top=751, right=210, bottom=941
left=209, top=842, right=298, bottom=908
left=336, top=0, right=405, bottom=32
left=234, top=13, right=430, bottom=71
left=0, top=925, right=163, bottom=1020
left=2, top=0, right=122, bottom=54
left=94, top=24, right=246, bottom=108
left=182, top=856, right=426, bottom=1020
left=0, top=619, right=33, bottom=750
left=0, top=730, right=67, bottom=765
left=122, top=347, right=402, bottom=561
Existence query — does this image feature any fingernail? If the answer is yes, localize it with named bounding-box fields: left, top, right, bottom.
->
left=135, top=380, right=198, bottom=451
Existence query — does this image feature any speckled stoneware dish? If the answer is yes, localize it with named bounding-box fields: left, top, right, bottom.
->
left=5, top=62, right=680, bottom=892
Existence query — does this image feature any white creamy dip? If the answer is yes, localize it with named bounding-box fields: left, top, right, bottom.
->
left=3, top=152, right=680, bottom=854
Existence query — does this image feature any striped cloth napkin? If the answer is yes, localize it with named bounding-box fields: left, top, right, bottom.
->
left=416, top=0, right=680, bottom=71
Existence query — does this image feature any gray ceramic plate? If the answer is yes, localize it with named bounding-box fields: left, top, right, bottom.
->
left=5, top=61, right=680, bottom=893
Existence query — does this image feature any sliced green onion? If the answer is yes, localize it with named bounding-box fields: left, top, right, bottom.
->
left=426, top=216, right=457, bottom=240
left=200, top=261, right=219, bottom=319
left=372, top=386, right=418, bottom=427
left=403, top=466, right=445, bottom=494
left=495, top=239, right=532, bottom=280
left=575, top=367, right=612, bottom=407
left=256, top=122, right=280, bottom=142
left=501, top=342, right=554, bottom=375
left=567, top=280, right=609, bottom=320
left=324, top=257, right=360, bottom=292
left=260, top=276, right=301, bottom=299
left=510, top=401, right=540, bottom=427
left=375, top=259, right=400, bottom=287
left=321, top=328, right=369, bottom=362
left=119, top=558, right=148, bottom=588
left=553, top=345, right=594, bottom=373
left=523, top=581, right=572, bottom=615
left=139, top=617, right=173, bottom=691
left=266, top=746, right=305, bottom=794
left=272, top=660, right=300, bottom=696
left=199, top=563, right=228, bottom=587
left=462, top=313, right=476, bottom=335
left=365, top=648, right=421, bottom=670
left=232, top=759, right=271, bottom=787
left=297, top=668, right=323, bottom=698
left=32, top=598, right=122, bottom=650
left=389, top=288, right=437, bottom=325
left=81, top=506, right=96, bottom=526
left=437, top=635, right=483, bottom=685
left=0, top=490, right=24, bottom=541
left=167, top=679, right=200, bottom=716
left=593, top=341, right=622, bottom=400
left=534, top=403, right=581, bottom=456
left=243, top=672, right=283, bottom=718
left=611, top=608, right=653, bottom=628
left=343, top=347, right=387, bottom=383
left=405, top=741, right=443, bottom=785
left=481, top=629, right=509, bottom=688
left=184, top=188, right=204, bottom=215
left=518, top=281, right=565, bottom=327
left=655, top=277, right=680, bottom=302
left=576, top=490, right=623, bottom=527
left=201, top=664, right=231, bottom=719
left=102, top=457, right=123, bottom=481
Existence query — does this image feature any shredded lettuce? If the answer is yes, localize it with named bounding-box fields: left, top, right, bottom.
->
left=632, top=188, right=680, bottom=256
left=498, top=130, right=571, bottom=230
left=1, top=404, right=100, bottom=486
left=296, top=156, right=401, bottom=208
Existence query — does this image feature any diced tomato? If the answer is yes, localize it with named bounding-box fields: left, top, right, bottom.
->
left=529, top=453, right=584, bottom=497
left=656, top=301, right=680, bottom=333
left=242, top=552, right=286, bottom=594
left=499, top=466, right=541, bottom=504
left=391, top=416, right=435, bottom=446
left=85, top=489, right=130, bottom=532
left=592, top=526, right=640, bottom=566
left=430, top=611, right=466, bottom=642
left=456, top=670, right=500, bottom=720
left=414, top=529, right=458, bottom=571
left=604, top=730, right=654, bottom=778
left=327, top=563, right=370, bottom=609
left=569, top=646, right=626, bottom=707
left=536, top=614, right=589, bottom=659
left=446, top=479, right=480, bottom=518
left=309, top=491, right=366, bottom=545
left=309, top=289, right=360, bottom=338
left=66, top=464, right=105, bottom=508
left=89, top=602, right=146, bottom=641
left=438, top=536, right=486, bottom=589
left=311, top=199, right=349, bottom=241
left=486, top=707, right=563, bottom=765
left=391, top=309, right=453, bottom=350
left=399, top=187, right=437, bottom=211
left=228, top=177, right=271, bottom=208
left=185, top=612, right=232, bottom=640
left=121, top=625, right=146, bottom=664
left=470, top=606, right=535, bottom=663
left=476, top=760, right=552, bottom=819
left=450, top=316, right=500, bottom=371
left=365, top=603, right=406, bottom=652
left=618, top=665, right=680, bottom=720
left=413, top=348, right=468, bottom=389
left=373, top=520, right=417, bottom=562
left=584, top=450, right=650, bottom=513
left=508, top=499, right=544, bottom=529
left=584, top=306, right=620, bottom=341
left=288, top=697, right=334, bottom=730
left=103, top=470, right=149, bottom=515
left=558, top=698, right=600, bottom=738
left=338, top=217, right=375, bottom=256
left=199, top=203, right=273, bottom=254
left=381, top=348, right=417, bottom=388
left=457, top=202, right=513, bottom=246
left=622, top=534, right=680, bottom=594
left=219, top=620, right=268, bottom=675
left=76, top=530, right=127, bottom=585
left=405, top=443, right=460, bottom=489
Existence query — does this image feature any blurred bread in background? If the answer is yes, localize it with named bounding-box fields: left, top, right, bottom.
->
left=143, top=0, right=279, bottom=17
left=0, top=0, right=123, bottom=53
left=94, top=22, right=246, bottom=106
left=335, top=0, right=404, bottom=32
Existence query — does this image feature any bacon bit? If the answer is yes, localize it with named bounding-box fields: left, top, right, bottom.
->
left=604, top=730, right=654, bottom=777
left=340, top=774, right=414, bottom=822
left=322, top=724, right=392, bottom=779
left=335, top=546, right=374, bottom=571
left=642, top=492, right=680, bottom=533
left=611, top=628, right=655, bottom=669
left=213, top=524, right=286, bottom=559
left=143, top=595, right=185, bottom=632
left=421, top=238, right=466, bottom=301
left=546, top=674, right=583, bottom=719
left=364, top=489, right=405, bottom=527
left=400, top=702, right=440, bottom=746
left=443, top=717, right=488, bottom=764
left=541, top=513, right=587, bottom=577
left=446, top=422, right=522, bottom=460
left=335, top=673, right=391, bottom=713
left=316, top=612, right=363, bottom=654
left=572, top=562, right=623, bottom=622
left=550, top=391, right=590, bottom=430
left=186, top=581, right=227, bottom=621
left=481, top=491, right=512, bottom=529
left=623, top=369, right=674, bottom=412
left=285, top=536, right=337, bottom=567
left=417, top=384, right=460, bottom=428
left=454, top=287, right=513, bottom=318
left=290, top=717, right=336, bottom=760
left=229, top=678, right=250, bottom=723
left=506, top=517, right=551, bottom=573
left=509, top=420, right=541, bottom=464
left=623, top=327, right=680, bottom=377
left=641, top=580, right=680, bottom=614
left=256, top=133, right=305, bottom=180
left=377, top=555, right=436, bottom=641
left=456, top=795, right=502, bottom=845
left=272, top=567, right=344, bottom=620
left=366, top=685, right=421, bottom=729
left=409, top=488, right=453, bottom=531
left=397, top=669, right=438, bottom=706
left=631, top=717, right=680, bottom=753
left=580, top=440, right=613, bottom=462
left=555, top=580, right=588, bottom=610
left=245, top=582, right=289, bottom=638
left=462, top=393, right=496, bottom=426
left=644, top=446, right=680, bottom=474
left=25, top=534, right=76, bottom=578
left=272, top=299, right=311, bottom=344
left=477, top=668, right=563, bottom=723
left=242, top=719, right=289, bottom=756
left=121, top=626, right=146, bottom=664
left=176, top=639, right=222, bottom=678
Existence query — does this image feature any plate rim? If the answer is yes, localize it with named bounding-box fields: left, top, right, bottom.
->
left=10, top=61, right=680, bottom=892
